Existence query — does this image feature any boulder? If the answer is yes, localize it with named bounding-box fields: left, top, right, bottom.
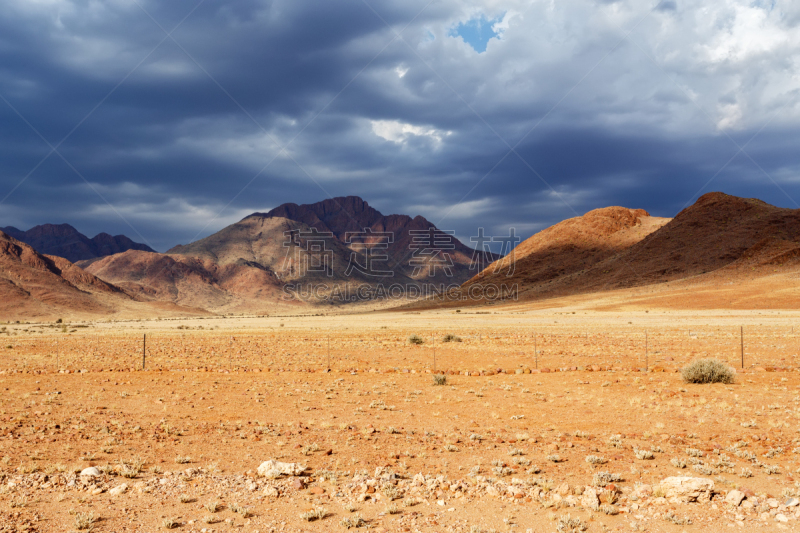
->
left=80, top=467, right=101, bottom=477
left=109, top=483, right=128, bottom=496
left=659, top=477, right=714, bottom=503
left=725, top=490, right=745, bottom=506
left=581, top=487, right=600, bottom=510
left=257, top=460, right=306, bottom=479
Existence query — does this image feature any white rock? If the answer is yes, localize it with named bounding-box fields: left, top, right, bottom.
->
left=257, top=460, right=306, bottom=479
left=659, top=477, right=714, bottom=503
left=786, top=498, right=800, bottom=508
left=775, top=514, right=789, bottom=523
left=109, top=483, right=128, bottom=496
left=726, top=490, right=746, bottom=507
left=80, top=467, right=101, bottom=477
left=581, top=487, right=600, bottom=511
left=263, top=486, right=279, bottom=497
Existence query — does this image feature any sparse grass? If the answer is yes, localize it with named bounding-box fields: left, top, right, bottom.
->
left=432, top=374, right=447, bottom=386
left=74, top=512, right=95, bottom=531
left=681, top=358, right=735, bottom=384
left=634, top=449, right=654, bottom=460
left=179, top=494, right=193, bottom=503
left=341, top=514, right=365, bottom=528
left=407, top=335, right=424, bottom=345
left=300, top=507, right=328, bottom=522
left=664, top=512, right=692, bottom=525
left=546, top=454, right=562, bottom=463
left=206, top=501, right=222, bottom=513
left=231, top=503, right=251, bottom=518
left=670, top=458, right=687, bottom=469
left=592, top=472, right=622, bottom=486
left=382, top=484, right=400, bottom=500
left=599, top=504, right=619, bottom=515
left=556, top=514, right=587, bottom=533
left=162, top=517, right=179, bottom=529
left=442, top=334, right=462, bottom=343
left=175, top=455, right=192, bottom=464
left=385, top=503, right=400, bottom=514
left=585, top=455, right=607, bottom=465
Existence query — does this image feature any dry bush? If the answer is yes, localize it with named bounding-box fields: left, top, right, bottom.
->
left=407, top=335, right=424, bottom=345
left=432, top=375, right=447, bottom=386
left=442, top=334, right=462, bottom=343
left=681, top=359, right=735, bottom=384
left=300, top=507, right=328, bottom=522
left=341, top=514, right=365, bottom=528
left=74, top=512, right=95, bottom=530
left=557, top=514, right=587, bottom=533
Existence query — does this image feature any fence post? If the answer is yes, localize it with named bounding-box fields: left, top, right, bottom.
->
left=142, top=334, right=146, bottom=370
left=534, top=332, right=538, bottom=369
left=740, top=326, right=744, bottom=369
left=433, top=335, right=436, bottom=373
left=645, top=330, right=648, bottom=371
left=327, top=335, right=330, bottom=370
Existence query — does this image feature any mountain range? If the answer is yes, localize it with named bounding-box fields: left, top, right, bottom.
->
left=1, top=224, right=154, bottom=263
left=457, top=192, right=800, bottom=305
left=2, top=192, right=800, bottom=319
left=75, top=197, right=497, bottom=314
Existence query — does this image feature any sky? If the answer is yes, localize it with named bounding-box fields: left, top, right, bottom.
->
left=1, top=0, right=799, bottom=252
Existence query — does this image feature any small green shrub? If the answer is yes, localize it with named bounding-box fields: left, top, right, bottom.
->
left=407, top=335, right=424, bottom=345
left=681, top=359, right=735, bottom=384
left=442, top=334, right=462, bottom=343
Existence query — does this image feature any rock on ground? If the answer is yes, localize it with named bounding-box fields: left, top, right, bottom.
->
left=257, top=460, right=306, bottom=479
left=660, top=477, right=714, bottom=503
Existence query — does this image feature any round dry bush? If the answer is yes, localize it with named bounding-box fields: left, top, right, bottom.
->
left=681, top=359, right=735, bottom=384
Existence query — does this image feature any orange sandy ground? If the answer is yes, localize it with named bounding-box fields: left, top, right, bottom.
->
left=3, top=308, right=800, bottom=532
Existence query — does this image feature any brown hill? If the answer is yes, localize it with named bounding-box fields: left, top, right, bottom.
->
left=80, top=249, right=292, bottom=314
left=2, top=223, right=154, bottom=262
left=82, top=216, right=389, bottom=311
left=463, top=206, right=669, bottom=290
left=460, top=192, right=800, bottom=305
left=0, top=230, right=128, bottom=319
left=236, top=196, right=498, bottom=285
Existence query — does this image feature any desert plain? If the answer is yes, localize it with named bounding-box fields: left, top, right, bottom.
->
left=4, top=288, right=800, bottom=533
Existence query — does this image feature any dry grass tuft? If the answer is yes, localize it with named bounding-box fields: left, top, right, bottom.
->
left=681, top=359, right=735, bottom=384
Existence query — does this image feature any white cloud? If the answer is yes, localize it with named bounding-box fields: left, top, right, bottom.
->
left=371, top=119, right=451, bottom=145
left=408, top=197, right=497, bottom=223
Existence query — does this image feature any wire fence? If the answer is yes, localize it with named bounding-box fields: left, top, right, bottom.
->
left=2, top=325, right=799, bottom=376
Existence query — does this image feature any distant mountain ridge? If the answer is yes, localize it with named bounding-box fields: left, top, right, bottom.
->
left=1, top=223, right=155, bottom=262
left=236, top=196, right=500, bottom=284
left=459, top=192, right=800, bottom=304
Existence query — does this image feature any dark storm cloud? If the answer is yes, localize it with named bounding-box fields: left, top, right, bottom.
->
left=1, top=0, right=798, bottom=252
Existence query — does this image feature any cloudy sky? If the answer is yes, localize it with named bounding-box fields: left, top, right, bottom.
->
left=1, top=0, right=799, bottom=251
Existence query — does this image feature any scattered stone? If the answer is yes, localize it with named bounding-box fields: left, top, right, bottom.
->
left=581, top=487, right=600, bottom=510
left=726, top=490, right=746, bottom=507
left=659, top=477, right=714, bottom=503
left=257, top=460, right=306, bottom=479
left=109, top=483, right=128, bottom=496
left=80, top=467, right=101, bottom=477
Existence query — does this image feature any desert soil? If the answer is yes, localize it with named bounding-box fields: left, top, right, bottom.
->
left=3, top=305, right=800, bottom=532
